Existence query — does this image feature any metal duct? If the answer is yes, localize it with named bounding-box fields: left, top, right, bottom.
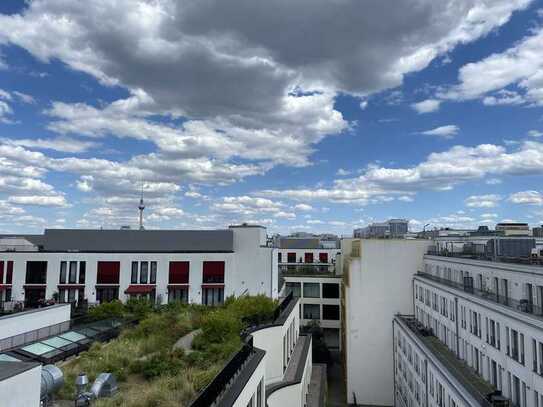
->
left=40, top=365, right=64, bottom=398
left=90, top=373, right=118, bottom=398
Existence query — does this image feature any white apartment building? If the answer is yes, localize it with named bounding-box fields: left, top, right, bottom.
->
left=404, top=252, right=543, bottom=407
left=342, top=238, right=431, bottom=406
left=0, top=225, right=278, bottom=309
left=275, top=237, right=341, bottom=348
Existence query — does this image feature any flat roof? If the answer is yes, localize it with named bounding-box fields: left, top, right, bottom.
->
left=0, top=303, right=70, bottom=322
left=0, top=361, right=40, bottom=381
left=23, top=229, right=234, bottom=253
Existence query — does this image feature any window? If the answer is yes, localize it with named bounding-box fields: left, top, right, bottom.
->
left=303, top=282, right=320, bottom=298
left=6, top=261, right=13, bottom=284
left=304, top=252, right=314, bottom=263
left=150, top=262, right=157, bottom=284
left=285, top=282, right=301, bottom=297
left=169, top=287, right=188, bottom=303
left=319, top=252, right=328, bottom=263
left=202, top=287, right=224, bottom=306
left=69, top=261, right=77, bottom=283
left=169, top=262, right=189, bottom=284
left=140, top=262, right=149, bottom=284
left=322, top=304, right=340, bottom=320
left=278, top=252, right=282, bottom=263
left=202, top=261, right=225, bottom=284
left=96, top=261, right=120, bottom=284
left=322, top=283, right=340, bottom=299
left=303, top=304, right=320, bottom=319
left=79, top=262, right=86, bottom=284
left=287, top=252, right=296, bottom=263
left=59, top=261, right=67, bottom=284
left=131, top=262, right=138, bottom=284
left=25, top=261, right=47, bottom=284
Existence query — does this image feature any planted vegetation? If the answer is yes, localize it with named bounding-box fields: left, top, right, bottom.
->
left=57, top=295, right=277, bottom=407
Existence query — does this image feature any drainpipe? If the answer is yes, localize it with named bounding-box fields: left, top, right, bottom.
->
left=455, top=297, right=460, bottom=358
left=424, top=359, right=429, bottom=407
left=392, top=319, right=397, bottom=407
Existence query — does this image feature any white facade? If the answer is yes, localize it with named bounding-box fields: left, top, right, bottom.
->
left=0, top=363, right=41, bottom=407
left=0, top=226, right=277, bottom=306
left=0, top=304, right=71, bottom=351
left=343, top=239, right=431, bottom=406
left=412, top=254, right=543, bottom=407
left=393, top=316, right=486, bottom=407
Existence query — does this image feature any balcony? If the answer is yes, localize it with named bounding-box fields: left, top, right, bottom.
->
left=397, top=315, right=501, bottom=407
left=426, top=250, right=543, bottom=267
left=416, top=271, right=543, bottom=321
left=279, top=263, right=337, bottom=277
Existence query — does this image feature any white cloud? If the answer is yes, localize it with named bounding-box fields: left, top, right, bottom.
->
left=411, top=99, right=441, bottom=114
left=359, top=100, right=368, bottom=110
left=294, top=203, right=313, bottom=211
left=336, top=168, right=351, bottom=176
left=8, top=195, right=68, bottom=207
left=12, top=91, right=36, bottom=104
left=212, top=196, right=284, bottom=216
left=420, top=125, right=459, bottom=139
left=2, top=136, right=99, bottom=153
left=486, top=178, right=502, bottom=185
left=509, top=190, right=543, bottom=205
left=528, top=130, right=543, bottom=138
left=444, top=26, right=543, bottom=105
left=465, top=194, right=502, bottom=208
left=259, top=141, right=543, bottom=205
left=481, top=213, right=498, bottom=219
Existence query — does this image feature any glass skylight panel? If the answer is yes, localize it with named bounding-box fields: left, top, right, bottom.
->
left=42, top=336, right=74, bottom=349
left=0, top=354, right=20, bottom=362
left=21, top=342, right=56, bottom=356
left=59, top=331, right=88, bottom=343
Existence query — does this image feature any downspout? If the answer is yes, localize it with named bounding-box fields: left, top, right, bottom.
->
left=455, top=297, right=460, bottom=358
left=392, top=319, right=397, bottom=407
left=424, top=359, right=429, bottom=407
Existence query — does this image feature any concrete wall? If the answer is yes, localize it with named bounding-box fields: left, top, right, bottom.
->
left=267, top=336, right=313, bottom=407
left=232, top=354, right=266, bottom=407
left=251, top=300, right=300, bottom=385
left=0, top=304, right=70, bottom=341
left=0, top=364, right=41, bottom=407
left=344, top=239, right=431, bottom=406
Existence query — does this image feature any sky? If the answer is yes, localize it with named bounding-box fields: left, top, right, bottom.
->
left=0, top=0, right=542, bottom=235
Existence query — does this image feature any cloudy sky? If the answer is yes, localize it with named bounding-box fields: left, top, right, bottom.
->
left=0, top=0, right=542, bottom=235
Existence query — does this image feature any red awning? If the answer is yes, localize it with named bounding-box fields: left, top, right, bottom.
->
left=23, top=285, right=46, bottom=289
left=0, top=284, right=11, bottom=291
left=201, top=284, right=225, bottom=289
left=168, top=284, right=189, bottom=288
left=125, top=285, right=156, bottom=294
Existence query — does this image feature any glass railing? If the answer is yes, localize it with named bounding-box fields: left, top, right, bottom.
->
left=279, top=264, right=336, bottom=276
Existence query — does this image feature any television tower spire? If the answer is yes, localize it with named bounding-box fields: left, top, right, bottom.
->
left=138, top=182, right=145, bottom=230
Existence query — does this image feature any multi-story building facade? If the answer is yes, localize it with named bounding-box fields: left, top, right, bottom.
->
left=354, top=219, right=409, bottom=239
left=0, top=225, right=278, bottom=309
left=342, top=238, right=431, bottom=406
left=398, top=250, right=543, bottom=407
left=275, top=236, right=342, bottom=349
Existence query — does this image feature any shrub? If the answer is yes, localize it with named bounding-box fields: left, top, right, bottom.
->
left=88, top=300, right=125, bottom=321
left=125, top=297, right=154, bottom=319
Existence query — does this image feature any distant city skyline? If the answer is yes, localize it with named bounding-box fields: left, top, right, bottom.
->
left=0, top=1, right=542, bottom=235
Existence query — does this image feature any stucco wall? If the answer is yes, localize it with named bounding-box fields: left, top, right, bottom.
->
left=0, top=304, right=70, bottom=341
left=0, top=364, right=41, bottom=407
left=345, top=239, right=431, bottom=406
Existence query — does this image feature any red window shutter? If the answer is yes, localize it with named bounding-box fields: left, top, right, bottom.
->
left=169, top=262, right=189, bottom=284
left=287, top=252, right=296, bottom=263
left=97, top=261, right=120, bottom=284
left=319, top=253, right=328, bottom=263
left=305, top=253, right=314, bottom=263
left=6, top=261, right=13, bottom=284
left=202, top=261, right=225, bottom=283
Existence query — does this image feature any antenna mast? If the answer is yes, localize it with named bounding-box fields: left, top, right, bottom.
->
left=138, top=182, right=145, bottom=230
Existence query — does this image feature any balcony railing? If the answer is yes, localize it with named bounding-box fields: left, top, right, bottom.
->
left=279, top=264, right=336, bottom=276
left=426, top=250, right=543, bottom=267
left=191, top=336, right=255, bottom=407
left=416, top=272, right=543, bottom=319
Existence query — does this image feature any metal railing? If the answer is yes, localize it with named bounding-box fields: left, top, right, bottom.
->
left=279, top=264, right=336, bottom=276
left=416, top=272, right=543, bottom=318
left=190, top=336, right=255, bottom=407
left=426, top=250, right=543, bottom=267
